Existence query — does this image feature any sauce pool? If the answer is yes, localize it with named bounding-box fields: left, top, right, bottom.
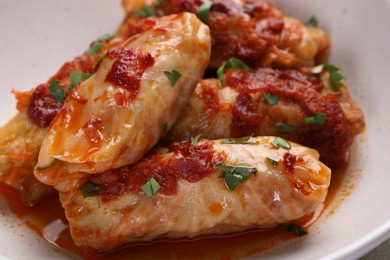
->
left=0, top=164, right=349, bottom=259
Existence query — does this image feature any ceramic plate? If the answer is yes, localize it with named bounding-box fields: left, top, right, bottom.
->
left=0, top=0, right=389, bottom=259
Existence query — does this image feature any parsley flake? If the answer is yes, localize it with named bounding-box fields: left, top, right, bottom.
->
left=49, top=80, right=66, bottom=102
left=197, top=0, right=213, bottom=23
left=278, top=224, right=308, bottom=237
left=157, top=0, right=165, bottom=5
left=221, top=136, right=259, bottom=145
left=141, top=177, right=161, bottom=198
left=35, top=159, right=57, bottom=172
left=271, top=137, right=291, bottom=149
left=88, top=43, right=103, bottom=54
left=311, top=64, right=345, bottom=88
left=305, top=16, right=318, bottom=27
left=93, top=50, right=109, bottom=69
left=80, top=181, right=101, bottom=198
left=217, top=58, right=252, bottom=86
left=216, top=163, right=256, bottom=191
left=267, top=157, right=280, bottom=166
left=264, top=93, right=278, bottom=106
left=276, top=122, right=296, bottom=134
left=191, top=134, right=202, bottom=145
left=164, top=70, right=182, bottom=87
left=304, top=112, right=327, bottom=126
left=133, top=5, right=157, bottom=17
left=97, top=33, right=114, bottom=42
left=70, top=71, right=91, bottom=88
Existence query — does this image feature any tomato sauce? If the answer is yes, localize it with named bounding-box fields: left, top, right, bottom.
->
left=225, top=68, right=351, bottom=167
left=105, top=49, right=154, bottom=102
left=87, top=141, right=225, bottom=201
left=27, top=84, right=64, bottom=128
left=161, top=0, right=285, bottom=68
left=0, top=164, right=349, bottom=259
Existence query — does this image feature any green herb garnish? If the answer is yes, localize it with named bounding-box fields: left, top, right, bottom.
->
left=304, top=112, right=327, bottom=126
left=133, top=5, right=157, bottom=17
left=271, top=137, right=291, bottom=149
left=97, top=33, right=114, bottom=42
left=191, top=134, right=202, bottom=145
left=80, top=181, right=101, bottom=198
left=305, top=16, right=318, bottom=27
left=216, top=163, right=256, bottom=191
left=164, top=70, right=182, bottom=87
left=278, top=224, right=308, bottom=237
left=70, top=71, right=91, bottom=88
left=88, top=43, right=103, bottom=54
left=217, top=58, right=252, bottom=86
left=35, top=159, right=57, bottom=172
left=197, top=0, right=213, bottom=23
left=311, top=64, right=345, bottom=88
left=267, top=157, right=280, bottom=166
left=93, top=50, right=109, bottom=69
left=221, top=136, right=259, bottom=145
left=276, top=123, right=296, bottom=134
left=157, top=0, right=165, bottom=6
left=141, top=177, right=161, bottom=198
left=264, top=93, right=278, bottom=106
left=49, top=80, right=66, bottom=101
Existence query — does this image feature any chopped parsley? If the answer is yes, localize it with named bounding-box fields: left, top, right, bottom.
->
left=93, top=50, right=109, bottom=69
left=97, top=33, right=114, bottom=42
left=264, top=93, right=278, bottom=106
left=304, top=112, right=327, bottom=126
left=141, top=177, right=161, bottom=198
left=164, top=70, right=182, bottom=87
left=88, top=43, right=103, bottom=54
left=267, top=157, right=280, bottom=166
left=311, top=64, right=345, bottom=88
left=133, top=5, right=157, bottom=17
left=191, top=134, right=202, bottom=145
left=216, top=163, right=256, bottom=191
left=48, top=80, right=66, bottom=102
left=221, top=136, right=259, bottom=145
left=276, top=122, right=296, bottom=134
left=80, top=181, right=101, bottom=198
left=197, top=0, right=213, bottom=23
left=35, top=159, right=57, bottom=172
left=278, top=224, right=308, bottom=237
left=88, top=34, right=114, bottom=55
left=271, top=137, right=291, bottom=149
left=157, top=0, right=165, bottom=6
left=70, top=71, right=91, bottom=88
left=305, top=16, right=318, bottom=27
left=217, top=58, right=252, bottom=86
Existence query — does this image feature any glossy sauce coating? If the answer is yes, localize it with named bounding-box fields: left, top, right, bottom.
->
left=228, top=68, right=350, bottom=166
left=0, top=145, right=351, bottom=258
left=165, top=67, right=364, bottom=167
left=164, top=0, right=284, bottom=68
left=27, top=84, right=64, bottom=128
left=86, top=141, right=224, bottom=200
left=105, top=48, right=154, bottom=101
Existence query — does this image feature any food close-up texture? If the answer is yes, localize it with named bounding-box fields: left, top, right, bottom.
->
left=0, top=0, right=366, bottom=258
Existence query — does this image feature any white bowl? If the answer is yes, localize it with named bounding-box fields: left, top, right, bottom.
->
left=0, top=0, right=389, bottom=259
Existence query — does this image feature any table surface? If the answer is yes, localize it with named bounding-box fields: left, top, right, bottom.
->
left=361, top=239, right=390, bottom=260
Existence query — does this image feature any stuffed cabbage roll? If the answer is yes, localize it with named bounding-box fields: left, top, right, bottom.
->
left=165, top=67, right=365, bottom=167
left=0, top=37, right=121, bottom=205
left=35, top=12, right=211, bottom=190
left=60, top=136, right=331, bottom=252
left=119, top=0, right=331, bottom=69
